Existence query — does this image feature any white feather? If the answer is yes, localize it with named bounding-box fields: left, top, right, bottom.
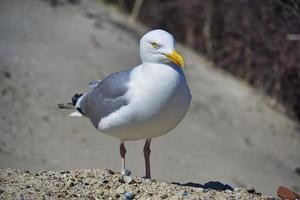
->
left=98, top=63, right=190, bottom=140
left=69, top=111, right=83, bottom=117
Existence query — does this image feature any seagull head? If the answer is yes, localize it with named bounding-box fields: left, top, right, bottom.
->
left=140, top=29, right=184, bottom=67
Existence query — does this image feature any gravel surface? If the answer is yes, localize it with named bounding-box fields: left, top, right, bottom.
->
left=0, top=169, right=273, bottom=200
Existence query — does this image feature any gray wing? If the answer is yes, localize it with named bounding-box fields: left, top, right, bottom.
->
left=80, top=69, right=132, bottom=128
left=88, top=80, right=101, bottom=89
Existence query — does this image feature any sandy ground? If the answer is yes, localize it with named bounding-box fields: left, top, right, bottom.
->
left=0, top=0, right=299, bottom=196
left=0, top=169, right=272, bottom=199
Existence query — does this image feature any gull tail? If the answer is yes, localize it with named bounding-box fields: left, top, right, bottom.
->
left=57, top=102, right=74, bottom=109
left=57, top=93, right=85, bottom=117
left=69, top=111, right=83, bottom=117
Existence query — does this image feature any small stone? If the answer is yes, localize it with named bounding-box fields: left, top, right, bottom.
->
left=87, top=172, right=95, bottom=178
left=106, top=169, right=115, bottom=175
left=277, top=186, right=300, bottom=200
left=66, top=180, right=75, bottom=188
left=57, top=193, right=64, bottom=198
left=60, top=170, right=70, bottom=174
left=116, top=187, right=125, bottom=194
left=124, top=175, right=133, bottom=184
left=246, top=188, right=256, bottom=194
left=96, top=189, right=104, bottom=196
left=225, top=189, right=232, bottom=193
left=46, top=191, right=52, bottom=196
left=180, top=190, right=188, bottom=197
left=39, top=171, right=47, bottom=175
left=76, top=176, right=83, bottom=180
left=121, top=169, right=131, bottom=176
left=216, top=195, right=226, bottom=200
left=234, top=188, right=244, bottom=192
left=19, top=194, right=24, bottom=200
left=124, top=192, right=135, bottom=200
left=160, top=194, right=168, bottom=199
left=141, top=178, right=151, bottom=183
left=118, top=178, right=125, bottom=184
left=104, top=185, right=111, bottom=190
left=100, top=179, right=109, bottom=184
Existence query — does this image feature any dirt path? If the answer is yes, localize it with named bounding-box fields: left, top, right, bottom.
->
left=0, top=0, right=299, bottom=196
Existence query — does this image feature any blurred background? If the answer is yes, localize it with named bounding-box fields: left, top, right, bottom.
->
left=0, top=0, right=299, bottom=196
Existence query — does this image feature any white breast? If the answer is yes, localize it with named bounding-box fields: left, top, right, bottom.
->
left=98, top=63, right=191, bottom=141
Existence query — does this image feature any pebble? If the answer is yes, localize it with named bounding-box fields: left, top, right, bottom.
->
left=96, top=189, right=104, bottom=196
left=124, top=191, right=135, bottom=200
left=106, top=169, right=115, bottom=175
left=217, top=195, right=227, bottom=200
left=121, top=169, right=132, bottom=176
left=160, top=194, right=168, bottom=199
left=124, top=175, right=133, bottom=184
left=247, top=188, right=256, bottom=193
left=18, top=194, right=24, bottom=200
left=100, top=179, right=109, bottom=184
left=118, top=178, right=125, bottom=184
left=180, top=190, right=188, bottom=197
left=66, top=180, right=75, bottom=188
left=234, top=188, right=244, bottom=192
left=116, top=187, right=125, bottom=194
left=60, top=170, right=70, bottom=174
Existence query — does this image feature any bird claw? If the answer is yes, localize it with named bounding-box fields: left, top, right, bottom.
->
left=121, top=168, right=131, bottom=176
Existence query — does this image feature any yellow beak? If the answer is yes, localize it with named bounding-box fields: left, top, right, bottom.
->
left=164, top=50, right=185, bottom=67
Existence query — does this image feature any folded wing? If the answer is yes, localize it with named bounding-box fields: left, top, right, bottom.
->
left=80, top=69, right=132, bottom=128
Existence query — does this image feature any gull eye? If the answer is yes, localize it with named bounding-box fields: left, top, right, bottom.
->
left=150, top=42, right=159, bottom=49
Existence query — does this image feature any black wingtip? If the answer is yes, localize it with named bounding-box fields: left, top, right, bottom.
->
left=72, top=93, right=83, bottom=106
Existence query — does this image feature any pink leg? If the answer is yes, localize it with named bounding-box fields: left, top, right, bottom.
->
left=143, top=139, right=151, bottom=179
left=120, top=142, right=126, bottom=170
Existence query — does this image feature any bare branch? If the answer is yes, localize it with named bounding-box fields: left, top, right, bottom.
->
left=129, top=0, right=144, bottom=23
